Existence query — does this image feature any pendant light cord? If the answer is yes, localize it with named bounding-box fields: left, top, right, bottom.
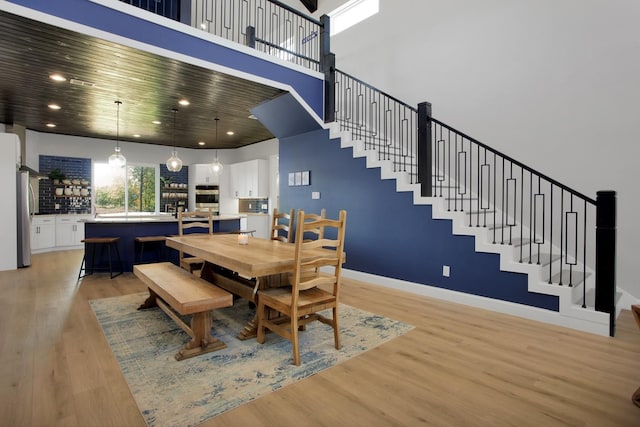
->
left=172, top=108, right=178, bottom=149
left=215, top=117, right=219, bottom=159
left=115, top=100, right=122, bottom=150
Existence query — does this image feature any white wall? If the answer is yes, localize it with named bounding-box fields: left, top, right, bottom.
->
left=281, top=0, right=640, bottom=299
left=0, top=133, right=18, bottom=271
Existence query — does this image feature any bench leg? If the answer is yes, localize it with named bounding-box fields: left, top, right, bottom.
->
left=137, top=289, right=159, bottom=310
left=176, top=311, right=226, bottom=361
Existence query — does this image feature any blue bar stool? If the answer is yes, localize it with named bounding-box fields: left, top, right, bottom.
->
left=134, top=235, right=167, bottom=264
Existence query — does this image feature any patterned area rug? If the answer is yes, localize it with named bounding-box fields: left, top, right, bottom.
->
left=90, top=292, right=414, bottom=427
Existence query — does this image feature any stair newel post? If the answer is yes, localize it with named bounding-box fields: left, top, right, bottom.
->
left=418, top=102, right=433, bottom=197
left=245, top=25, right=256, bottom=49
left=595, top=190, right=616, bottom=337
left=320, top=15, right=335, bottom=123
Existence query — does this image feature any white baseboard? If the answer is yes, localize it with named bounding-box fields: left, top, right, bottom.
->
left=340, top=268, right=612, bottom=336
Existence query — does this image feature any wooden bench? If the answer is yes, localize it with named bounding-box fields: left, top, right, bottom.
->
left=134, top=262, right=233, bottom=361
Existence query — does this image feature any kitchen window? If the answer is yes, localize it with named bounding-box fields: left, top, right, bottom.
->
left=94, top=162, right=158, bottom=215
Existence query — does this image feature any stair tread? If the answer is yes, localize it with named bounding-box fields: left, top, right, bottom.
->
left=520, top=252, right=561, bottom=267
left=549, top=269, right=591, bottom=287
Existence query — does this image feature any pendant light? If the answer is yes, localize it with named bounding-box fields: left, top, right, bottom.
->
left=108, top=100, right=126, bottom=168
left=166, top=108, right=183, bottom=172
left=210, top=117, right=223, bottom=176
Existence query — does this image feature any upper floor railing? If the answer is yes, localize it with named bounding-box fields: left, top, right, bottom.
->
left=333, top=69, right=419, bottom=180
left=120, top=0, right=327, bottom=71
left=122, top=0, right=181, bottom=20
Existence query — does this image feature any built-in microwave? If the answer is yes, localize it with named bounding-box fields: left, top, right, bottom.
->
left=195, top=185, right=219, bottom=215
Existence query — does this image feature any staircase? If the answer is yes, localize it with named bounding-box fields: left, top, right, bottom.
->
left=326, top=111, right=614, bottom=336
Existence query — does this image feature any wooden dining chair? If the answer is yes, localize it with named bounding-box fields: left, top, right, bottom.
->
left=257, top=209, right=347, bottom=365
left=270, top=208, right=295, bottom=243
left=178, top=207, right=213, bottom=274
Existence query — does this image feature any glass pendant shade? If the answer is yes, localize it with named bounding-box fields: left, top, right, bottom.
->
left=211, top=157, right=223, bottom=175
left=166, top=149, right=183, bottom=172
left=108, top=146, right=126, bottom=169
left=210, top=117, right=223, bottom=176
left=166, top=108, right=183, bottom=172
left=109, top=100, right=126, bottom=168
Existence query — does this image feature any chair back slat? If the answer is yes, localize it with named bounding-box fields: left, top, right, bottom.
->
left=301, top=208, right=326, bottom=242
left=178, top=208, right=213, bottom=235
left=291, top=209, right=347, bottom=298
left=177, top=208, right=213, bottom=273
left=271, top=208, right=295, bottom=243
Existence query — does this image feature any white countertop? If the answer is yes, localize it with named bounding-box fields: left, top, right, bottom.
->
left=85, top=214, right=242, bottom=223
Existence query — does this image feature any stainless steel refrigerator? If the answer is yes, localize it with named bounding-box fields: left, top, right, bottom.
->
left=16, top=166, right=37, bottom=268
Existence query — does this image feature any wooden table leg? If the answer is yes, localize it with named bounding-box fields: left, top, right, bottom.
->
left=199, top=263, right=291, bottom=340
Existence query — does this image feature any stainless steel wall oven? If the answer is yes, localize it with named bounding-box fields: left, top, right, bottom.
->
left=195, top=185, right=219, bottom=215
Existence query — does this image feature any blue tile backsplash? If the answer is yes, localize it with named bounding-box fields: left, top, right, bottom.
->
left=39, top=155, right=92, bottom=214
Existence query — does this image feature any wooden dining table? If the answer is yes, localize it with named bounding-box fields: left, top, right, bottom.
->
left=165, top=233, right=344, bottom=339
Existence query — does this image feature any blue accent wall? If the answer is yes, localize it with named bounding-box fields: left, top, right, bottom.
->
left=7, top=0, right=324, bottom=118
left=279, top=129, right=559, bottom=311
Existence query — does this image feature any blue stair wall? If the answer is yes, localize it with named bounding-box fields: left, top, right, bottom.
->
left=278, top=128, right=559, bottom=311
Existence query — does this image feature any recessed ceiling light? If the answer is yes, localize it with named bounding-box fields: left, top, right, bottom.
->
left=133, top=134, right=141, bottom=138
left=46, top=123, right=56, bottom=128
left=178, top=99, right=190, bottom=106
left=49, top=74, right=66, bottom=82
left=198, top=141, right=206, bottom=146
left=226, top=131, right=234, bottom=135
left=48, top=104, right=61, bottom=110
left=152, top=120, right=161, bottom=125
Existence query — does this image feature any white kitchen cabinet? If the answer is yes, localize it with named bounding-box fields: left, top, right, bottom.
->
left=31, top=216, right=56, bottom=252
left=55, top=216, right=87, bottom=248
left=247, top=214, right=270, bottom=239
left=229, top=159, right=269, bottom=198
left=194, top=163, right=219, bottom=184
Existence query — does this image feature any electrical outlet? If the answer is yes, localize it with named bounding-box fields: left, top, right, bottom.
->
left=442, top=265, right=450, bottom=277
left=312, top=191, right=320, bottom=200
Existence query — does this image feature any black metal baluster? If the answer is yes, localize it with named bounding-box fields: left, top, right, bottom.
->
left=549, top=182, right=553, bottom=283
left=501, top=157, right=505, bottom=244
left=493, top=152, right=497, bottom=244
left=454, top=134, right=458, bottom=211
left=583, top=199, right=587, bottom=308
left=568, top=194, right=574, bottom=287
left=559, top=189, right=564, bottom=286
left=476, top=143, right=480, bottom=227
left=520, top=167, right=524, bottom=262
left=529, top=172, right=533, bottom=264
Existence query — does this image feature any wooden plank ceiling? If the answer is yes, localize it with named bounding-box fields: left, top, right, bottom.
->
left=0, top=10, right=286, bottom=150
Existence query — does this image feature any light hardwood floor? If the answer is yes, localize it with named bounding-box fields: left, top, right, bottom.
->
left=1, top=250, right=638, bottom=426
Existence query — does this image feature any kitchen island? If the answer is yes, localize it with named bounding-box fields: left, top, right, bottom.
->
left=82, top=214, right=241, bottom=272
